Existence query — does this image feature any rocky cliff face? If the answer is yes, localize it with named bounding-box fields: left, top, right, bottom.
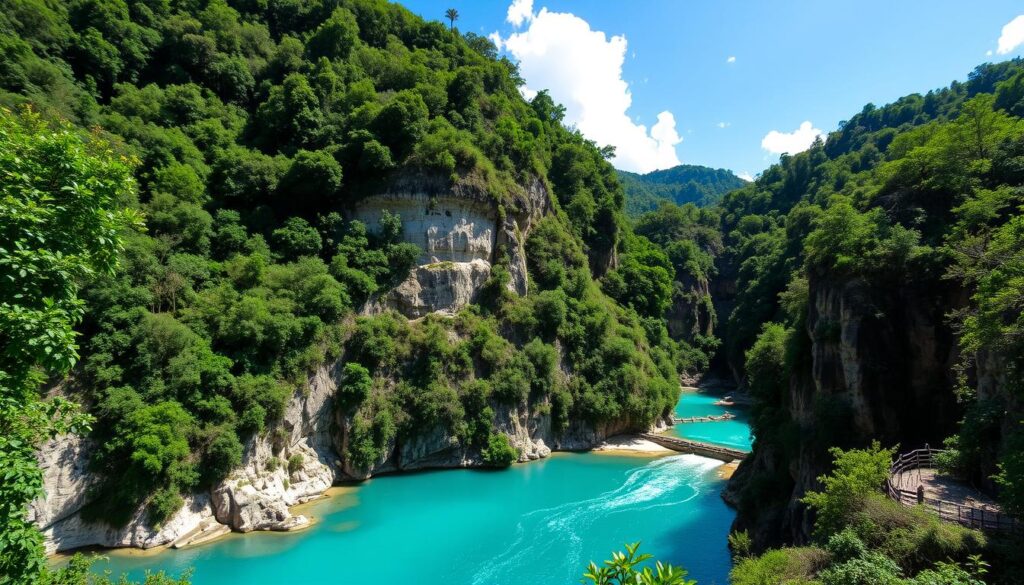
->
left=34, top=175, right=654, bottom=555
left=35, top=359, right=661, bottom=554
left=665, top=275, right=715, bottom=343
left=727, top=273, right=964, bottom=548
left=31, top=365, right=340, bottom=554
left=356, top=177, right=549, bottom=317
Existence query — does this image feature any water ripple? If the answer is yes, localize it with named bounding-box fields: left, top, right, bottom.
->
left=471, top=454, right=718, bottom=585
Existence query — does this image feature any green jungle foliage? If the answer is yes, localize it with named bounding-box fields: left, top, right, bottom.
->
left=705, top=59, right=1024, bottom=524
left=618, top=165, right=747, bottom=216
left=0, top=108, right=139, bottom=585
left=731, top=445, right=989, bottom=585
left=0, top=0, right=698, bottom=556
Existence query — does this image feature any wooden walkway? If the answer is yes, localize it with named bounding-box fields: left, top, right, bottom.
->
left=887, top=447, right=1022, bottom=534
left=672, top=413, right=736, bottom=424
left=640, top=433, right=748, bottom=462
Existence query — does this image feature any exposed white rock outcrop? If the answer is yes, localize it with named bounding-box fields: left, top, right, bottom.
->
left=354, top=177, right=549, bottom=318
left=31, top=443, right=219, bottom=555
left=33, top=365, right=340, bottom=553
left=210, top=364, right=339, bottom=532
left=367, top=258, right=491, bottom=318
left=352, top=194, right=497, bottom=265
left=31, top=434, right=219, bottom=553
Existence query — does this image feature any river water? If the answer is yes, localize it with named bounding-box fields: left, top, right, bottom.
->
left=670, top=390, right=753, bottom=451
left=86, top=392, right=749, bottom=584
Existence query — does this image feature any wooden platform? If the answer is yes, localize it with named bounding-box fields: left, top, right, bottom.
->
left=639, top=433, right=748, bottom=462
left=672, top=413, right=736, bottom=423
left=887, top=448, right=1022, bottom=534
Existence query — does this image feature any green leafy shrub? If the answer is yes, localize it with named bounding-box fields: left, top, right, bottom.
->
left=265, top=457, right=281, bottom=472
left=802, top=442, right=894, bottom=540
left=817, top=554, right=903, bottom=585
left=287, top=454, right=304, bottom=475
left=583, top=542, right=696, bottom=585
left=42, top=554, right=192, bottom=585
left=729, top=547, right=829, bottom=585
left=825, top=528, right=866, bottom=563
left=338, top=362, right=373, bottom=412
left=728, top=530, right=753, bottom=560
left=480, top=433, right=518, bottom=467
left=148, top=488, right=184, bottom=527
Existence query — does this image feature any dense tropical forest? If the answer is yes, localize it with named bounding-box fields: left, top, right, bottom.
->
left=700, top=59, right=1024, bottom=584
left=619, top=164, right=746, bottom=216
left=3, top=0, right=1024, bottom=583
left=0, top=0, right=711, bottom=582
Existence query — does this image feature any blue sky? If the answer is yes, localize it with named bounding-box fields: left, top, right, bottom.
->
left=400, top=0, right=1024, bottom=177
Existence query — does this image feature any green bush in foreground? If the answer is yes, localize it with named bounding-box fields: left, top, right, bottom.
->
left=583, top=543, right=696, bottom=585
left=729, top=546, right=829, bottom=585
left=0, top=106, right=139, bottom=583
left=42, top=555, right=191, bottom=585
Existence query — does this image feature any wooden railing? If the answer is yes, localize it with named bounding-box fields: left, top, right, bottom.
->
left=887, top=447, right=1021, bottom=534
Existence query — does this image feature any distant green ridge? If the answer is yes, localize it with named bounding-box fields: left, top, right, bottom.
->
left=618, top=164, right=747, bottom=216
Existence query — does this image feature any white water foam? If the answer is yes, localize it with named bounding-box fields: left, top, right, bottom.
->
left=470, top=454, right=720, bottom=585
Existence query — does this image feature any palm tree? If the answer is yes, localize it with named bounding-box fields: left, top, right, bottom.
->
left=445, top=8, right=459, bottom=31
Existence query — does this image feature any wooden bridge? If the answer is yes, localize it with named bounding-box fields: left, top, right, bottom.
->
left=640, top=433, right=749, bottom=462
left=887, top=447, right=1022, bottom=534
left=672, top=413, right=736, bottom=424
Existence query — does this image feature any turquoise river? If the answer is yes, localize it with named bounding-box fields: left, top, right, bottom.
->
left=83, top=391, right=751, bottom=584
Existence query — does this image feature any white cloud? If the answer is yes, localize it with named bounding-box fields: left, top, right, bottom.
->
left=494, top=3, right=681, bottom=172
left=507, top=0, right=534, bottom=27
left=488, top=31, right=504, bottom=51
left=717, top=121, right=730, bottom=128
left=726, top=56, right=736, bottom=63
left=997, top=15, right=1024, bottom=55
left=987, top=49, right=994, bottom=57
left=737, top=171, right=754, bottom=182
left=761, top=121, right=824, bottom=155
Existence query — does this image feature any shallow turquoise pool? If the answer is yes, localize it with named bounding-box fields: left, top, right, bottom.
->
left=670, top=391, right=754, bottom=451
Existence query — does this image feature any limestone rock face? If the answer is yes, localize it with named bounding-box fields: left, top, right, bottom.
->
left=34, top=365, right=340, bottom=553
left=728, top=273, right=964, bottom=549
left=30, top=434, right=96, bottom=540
left=343, top=392, right=649, bottom=477
left=352, top=194, right=497, bottom=265
left=31, top=433, right=221, bottom=553
left=210, top=364, right=339, bottom=532
left=354, top=177, right=550, bottom=318
left=368, top=258, right=491, bottom=318
left=665, top=275, right=715, bottom=343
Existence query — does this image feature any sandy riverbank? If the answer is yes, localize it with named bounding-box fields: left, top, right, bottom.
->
left=592, top=435, right=674, bottom=455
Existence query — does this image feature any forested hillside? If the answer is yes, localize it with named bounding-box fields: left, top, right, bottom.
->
left=681, top=59, right=1024, bottom=583
left=619, top=164, right=746, bottom=216
left=0, top=0, right=706, bottom=579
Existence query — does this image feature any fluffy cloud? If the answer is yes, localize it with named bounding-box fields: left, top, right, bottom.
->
left=737, top=171, right=754, bottom=182
left=761, top=121, right=824, bottom=155
left=506, top=0, right=534, bottom=27
left=717, top=121, right=730, bottom=128
left=726, top=56, right=736, bottom=63
left=997, top=15, right=1024, bottom=55
left=493, top=3, right=682, bottom=172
